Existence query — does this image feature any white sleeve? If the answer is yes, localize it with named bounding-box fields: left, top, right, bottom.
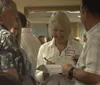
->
left=37, top=45, right=46, bottom=67
left=84, top=38, right=100, bottom=75
left=35, top=45, right=46, bottom=83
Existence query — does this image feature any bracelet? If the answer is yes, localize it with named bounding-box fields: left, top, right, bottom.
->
left=68, top=67, right=75, bottom=79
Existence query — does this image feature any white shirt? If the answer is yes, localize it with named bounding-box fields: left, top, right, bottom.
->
left=36, top=38, right=83, bottom=85
left=76, top=22, right=100, bottom=85
left=21, top=28, right=41, bottom=77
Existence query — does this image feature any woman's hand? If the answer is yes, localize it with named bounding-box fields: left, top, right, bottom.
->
left=62, top=64, right=73, bottom=77
left=46, top=61, right=55, bottom=64
left=43, top=72, right=50, bottom=81
left=44, top=57, right=55, bottom=64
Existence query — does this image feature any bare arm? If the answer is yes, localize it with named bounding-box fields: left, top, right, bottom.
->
left=73, top=68, right=100, bottom=85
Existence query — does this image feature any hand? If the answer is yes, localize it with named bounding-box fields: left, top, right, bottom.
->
left=43, top=73, right=50, bottom=81
left=62, top=64, right=73, bottom=77
left=46, top=61, right=55, bottom=64
left=44, top=57, right=55, bottom=64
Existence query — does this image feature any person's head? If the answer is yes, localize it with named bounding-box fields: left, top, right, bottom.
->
left=38, top=36, right=47, bottom=44
left=13, top=11, right=28, bottom=47
left=18, top=11, right=27, bottom=28
left=80, top=0, right=100, bottom=31
left=0, top=0, right=17, bottom=31
left=48, top=11, right=71, bottom=43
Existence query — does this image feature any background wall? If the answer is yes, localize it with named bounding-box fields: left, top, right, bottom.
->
left=13, top=0, right=81, bottom=13
left=31, top=23, right=48, bottom=38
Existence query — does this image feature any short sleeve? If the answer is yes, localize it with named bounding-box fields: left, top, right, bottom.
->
left=84, top=38, right=100, bottom=75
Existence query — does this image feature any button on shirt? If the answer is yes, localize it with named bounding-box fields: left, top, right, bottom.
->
left=76, top=22, right=100, bottom=85
left=37, top=38, right=82, bottom=66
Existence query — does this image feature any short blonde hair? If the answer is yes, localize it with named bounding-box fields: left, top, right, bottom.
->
left=48, top=11, right=71, bottom=38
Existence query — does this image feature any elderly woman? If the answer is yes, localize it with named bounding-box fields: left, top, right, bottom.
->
left=36, top=11, right=83, bottom=85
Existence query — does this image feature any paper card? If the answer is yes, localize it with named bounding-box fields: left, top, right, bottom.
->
left=37, top=64, right=62, bottom=74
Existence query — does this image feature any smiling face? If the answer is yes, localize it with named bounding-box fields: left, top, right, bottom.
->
left=52, top=20, right=71, bottom=43
left=49, top=12, right=71, bottom=43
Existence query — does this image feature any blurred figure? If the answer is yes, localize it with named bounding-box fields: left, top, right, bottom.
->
left=0, top=0, right=25, bottom=81
left=36, top=11, right=83, bottom=85
left=18, top=12, right=41, bottom=85
left=62, top=0, right=100, bottom=85
left=38, top=36, right=47, bottom=44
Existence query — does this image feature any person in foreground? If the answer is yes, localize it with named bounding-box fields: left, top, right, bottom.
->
left=62, top=0, right=100, bottom=85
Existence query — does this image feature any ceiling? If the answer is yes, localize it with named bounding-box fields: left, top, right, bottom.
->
left=14, top=0, right=81, bottom=13
left=28, top=11, right=81, bottom=23
left=13, top=0, right=81, bottom=23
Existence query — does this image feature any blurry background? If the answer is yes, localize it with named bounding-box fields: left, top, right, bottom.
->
left=13, top=0, right=85, bottom=43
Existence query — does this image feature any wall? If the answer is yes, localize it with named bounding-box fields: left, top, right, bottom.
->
left=13, top=0, right=80, bottom=13
left=31, top=22, right=84, bottom=40
left=78, top=23, right=85, bottom=44
left=31, top=23, right=48, bottom=38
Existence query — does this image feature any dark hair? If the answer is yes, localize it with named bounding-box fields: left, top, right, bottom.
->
left=38, top=36, right=46, bottom=39
left=18, top=11, right=27, bottom=27
left=82, top=0, right=100, bottom=16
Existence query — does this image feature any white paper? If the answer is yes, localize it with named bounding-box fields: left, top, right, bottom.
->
left=37, top=64, right=62, bottom=74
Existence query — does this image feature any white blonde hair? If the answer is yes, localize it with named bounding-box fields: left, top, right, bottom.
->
left=48, top=11, right=72, bottom=40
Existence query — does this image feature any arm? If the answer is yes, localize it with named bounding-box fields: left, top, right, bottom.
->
left=35, top=45, right=46, bottom=83
left=62, top=64, right=100, bottom=85
left=37, top=45, right=45, bottom=67
left=62, top=38, right=100, bottom=85
left=73, top=68, right=100, bottom=84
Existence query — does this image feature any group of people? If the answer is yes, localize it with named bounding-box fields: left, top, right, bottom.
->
left=0, top=0, right=100, bottom=85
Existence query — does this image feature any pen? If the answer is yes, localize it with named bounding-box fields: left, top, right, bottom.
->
left=44, top=57, right=50, bottom=62
left=44, top=57, right=55, bottom=64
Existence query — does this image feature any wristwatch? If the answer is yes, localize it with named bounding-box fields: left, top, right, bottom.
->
left=68, top=67, right=75, bottom=79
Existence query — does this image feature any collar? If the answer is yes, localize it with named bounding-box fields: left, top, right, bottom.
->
left=0, top=24, right=8, bottom=31
left=48, top=38, right=55, bottom=47
left=48, top=38, right=71, bottom=47
left=85, top=22, right=100, bottom=39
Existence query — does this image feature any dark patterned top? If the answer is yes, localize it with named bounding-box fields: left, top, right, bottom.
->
left=0, top=24, right=26, bottom=77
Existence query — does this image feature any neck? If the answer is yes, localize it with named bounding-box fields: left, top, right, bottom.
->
left=86, top=17, right=100, bottom=31
left=55, top=39, right=68, bottom=46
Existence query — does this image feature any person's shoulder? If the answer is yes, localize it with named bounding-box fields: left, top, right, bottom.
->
left=0, top=29, right=11, bottom=41
left=89, top=32, right=100, bottom=44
